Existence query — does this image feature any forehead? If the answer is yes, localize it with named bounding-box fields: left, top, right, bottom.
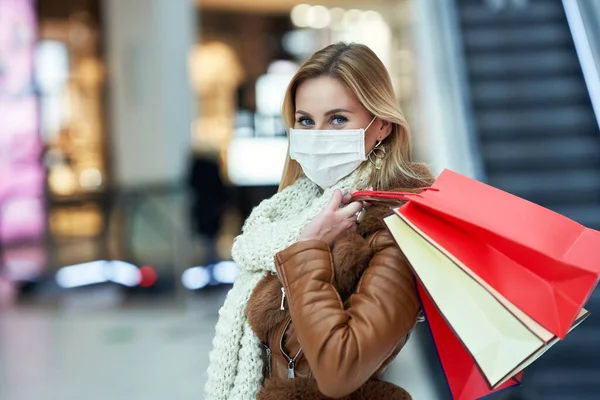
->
left=295, top=76, right=359, bottom=112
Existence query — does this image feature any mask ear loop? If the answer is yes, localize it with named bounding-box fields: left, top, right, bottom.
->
left=364, top=116, right=377, bottom=132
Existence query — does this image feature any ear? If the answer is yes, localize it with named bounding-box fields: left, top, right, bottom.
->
left=376, top=119, right=393, bottom=141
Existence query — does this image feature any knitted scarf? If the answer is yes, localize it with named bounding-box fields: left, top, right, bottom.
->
left=204, top=170, right=369, bottom=399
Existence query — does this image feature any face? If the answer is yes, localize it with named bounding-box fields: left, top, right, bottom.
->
left=294, top=76, right=392, bottom=153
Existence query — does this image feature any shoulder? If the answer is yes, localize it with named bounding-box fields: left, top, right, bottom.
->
left=384, top=162, right=435, bottom=191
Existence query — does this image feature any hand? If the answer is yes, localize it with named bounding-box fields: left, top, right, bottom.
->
left=298, top=189, right=364, bottom=246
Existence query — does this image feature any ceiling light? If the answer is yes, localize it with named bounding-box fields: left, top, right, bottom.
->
left=309, top=5, right=331, bottom=29
left=329, top=7, right=346, bottom=30
left=361, top=10, right=383, bottom=23
left=291, top=4, right=311, bottom=28
left=342, top=9, right=364, bottom=28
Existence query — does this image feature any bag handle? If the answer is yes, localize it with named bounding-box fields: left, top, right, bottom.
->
left=351, top=187, right=437, bottom=202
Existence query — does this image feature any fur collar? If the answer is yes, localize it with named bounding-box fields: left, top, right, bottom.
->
left=258, top=377, right=411, bottom=399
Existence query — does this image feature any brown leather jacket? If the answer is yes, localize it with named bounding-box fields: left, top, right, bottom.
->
left=246, top=170, right=432, bottom=399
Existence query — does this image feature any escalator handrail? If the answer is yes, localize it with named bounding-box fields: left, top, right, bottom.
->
left=563, top=0, right=600, bottom=130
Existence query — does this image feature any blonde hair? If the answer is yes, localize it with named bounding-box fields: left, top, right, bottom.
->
left=279, top=42, right=430, bottom=192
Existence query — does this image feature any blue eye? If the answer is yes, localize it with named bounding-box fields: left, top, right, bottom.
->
left=296, top=116, right=314, bottom=127
left=331, top=115, right=348, bottom=125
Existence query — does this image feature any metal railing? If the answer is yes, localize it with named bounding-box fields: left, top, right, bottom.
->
left=564, top=0, right=600, bottom=130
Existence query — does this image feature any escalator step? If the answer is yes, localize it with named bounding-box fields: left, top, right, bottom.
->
left=486, top=169, right=600, bottom=206
left=482, top=136, right=600, bottom=170
left=468, top=49, right=581, bottom=78
left=463, top=23, right=571, bottom=51
left=476, top=106, right=597, bottom=137
left=523, top=369, right=600, bottom=400
left=471, top=77, right=589, bottom=107
left=459, top=1, right=564, bottom=26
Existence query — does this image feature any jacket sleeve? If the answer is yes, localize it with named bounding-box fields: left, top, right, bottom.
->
left=274, top=230, right=420, bottom=398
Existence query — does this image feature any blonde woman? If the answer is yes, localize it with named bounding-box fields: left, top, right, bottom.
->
left=205, top=42, right=433, bottom=400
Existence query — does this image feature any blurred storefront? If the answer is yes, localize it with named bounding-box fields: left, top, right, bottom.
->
left=0, top=0, right=114, bottom=304
left=1, top=0, right=143, bottom=303
left=0, top=0, right=421, bottom=300
left=36, top=0, right=111, bottom=284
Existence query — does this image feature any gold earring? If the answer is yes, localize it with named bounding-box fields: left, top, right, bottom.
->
left=368, top=140, right=386, bottom=170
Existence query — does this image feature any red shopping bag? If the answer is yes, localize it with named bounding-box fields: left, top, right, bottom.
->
left=353, top=170, right=599, bottom=399
left=383, top=209, right=550, bottom=391
left=355, top=169, right=600, bottom=339
left=417, top=282, right=523, bottom=400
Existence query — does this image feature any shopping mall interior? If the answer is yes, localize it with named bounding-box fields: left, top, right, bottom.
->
left=1, top=0, right=600, bottom=399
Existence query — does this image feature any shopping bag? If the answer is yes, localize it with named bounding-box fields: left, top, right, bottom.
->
left=384, top=213, right=589, bottom=390
left=396, top=201, right=590, bottom=343
left=351, top=169, right=600, bottom=397
left=417, top=281, right=524, bottom=400
left=356, top=169, right=600, bottom=339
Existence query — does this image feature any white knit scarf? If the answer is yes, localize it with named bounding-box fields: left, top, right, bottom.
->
left=204, top=170, right=369, bottom=400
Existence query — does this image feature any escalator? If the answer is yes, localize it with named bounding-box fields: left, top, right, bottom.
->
left=454, top=1, right=600, bottom=399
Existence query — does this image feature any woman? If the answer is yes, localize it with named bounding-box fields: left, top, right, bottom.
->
left=204, top=42, right=433, bottom=400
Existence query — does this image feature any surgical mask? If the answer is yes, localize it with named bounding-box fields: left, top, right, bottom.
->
left=289, top=117, right=376, bottom=189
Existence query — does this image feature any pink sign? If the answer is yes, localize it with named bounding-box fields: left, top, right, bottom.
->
left=0, top=0, right=36, bottom=97
left=0, top=0, right=44, bottom=244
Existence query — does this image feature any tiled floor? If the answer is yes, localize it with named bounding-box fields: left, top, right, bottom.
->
left=0, top=286, right=443, bottom=400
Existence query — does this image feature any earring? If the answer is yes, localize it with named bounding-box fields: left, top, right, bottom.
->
left=368, top=140, right=386, bottom=170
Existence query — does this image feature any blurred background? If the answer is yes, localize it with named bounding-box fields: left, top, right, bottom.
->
left=0, top=0, right=599, bottom=399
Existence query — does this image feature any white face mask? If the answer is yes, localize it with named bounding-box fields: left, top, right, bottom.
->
left=289, top=117, right=377, bottom=189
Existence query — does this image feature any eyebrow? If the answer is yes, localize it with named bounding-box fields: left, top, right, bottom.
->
left=295, top=108, right=353, bottom=117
